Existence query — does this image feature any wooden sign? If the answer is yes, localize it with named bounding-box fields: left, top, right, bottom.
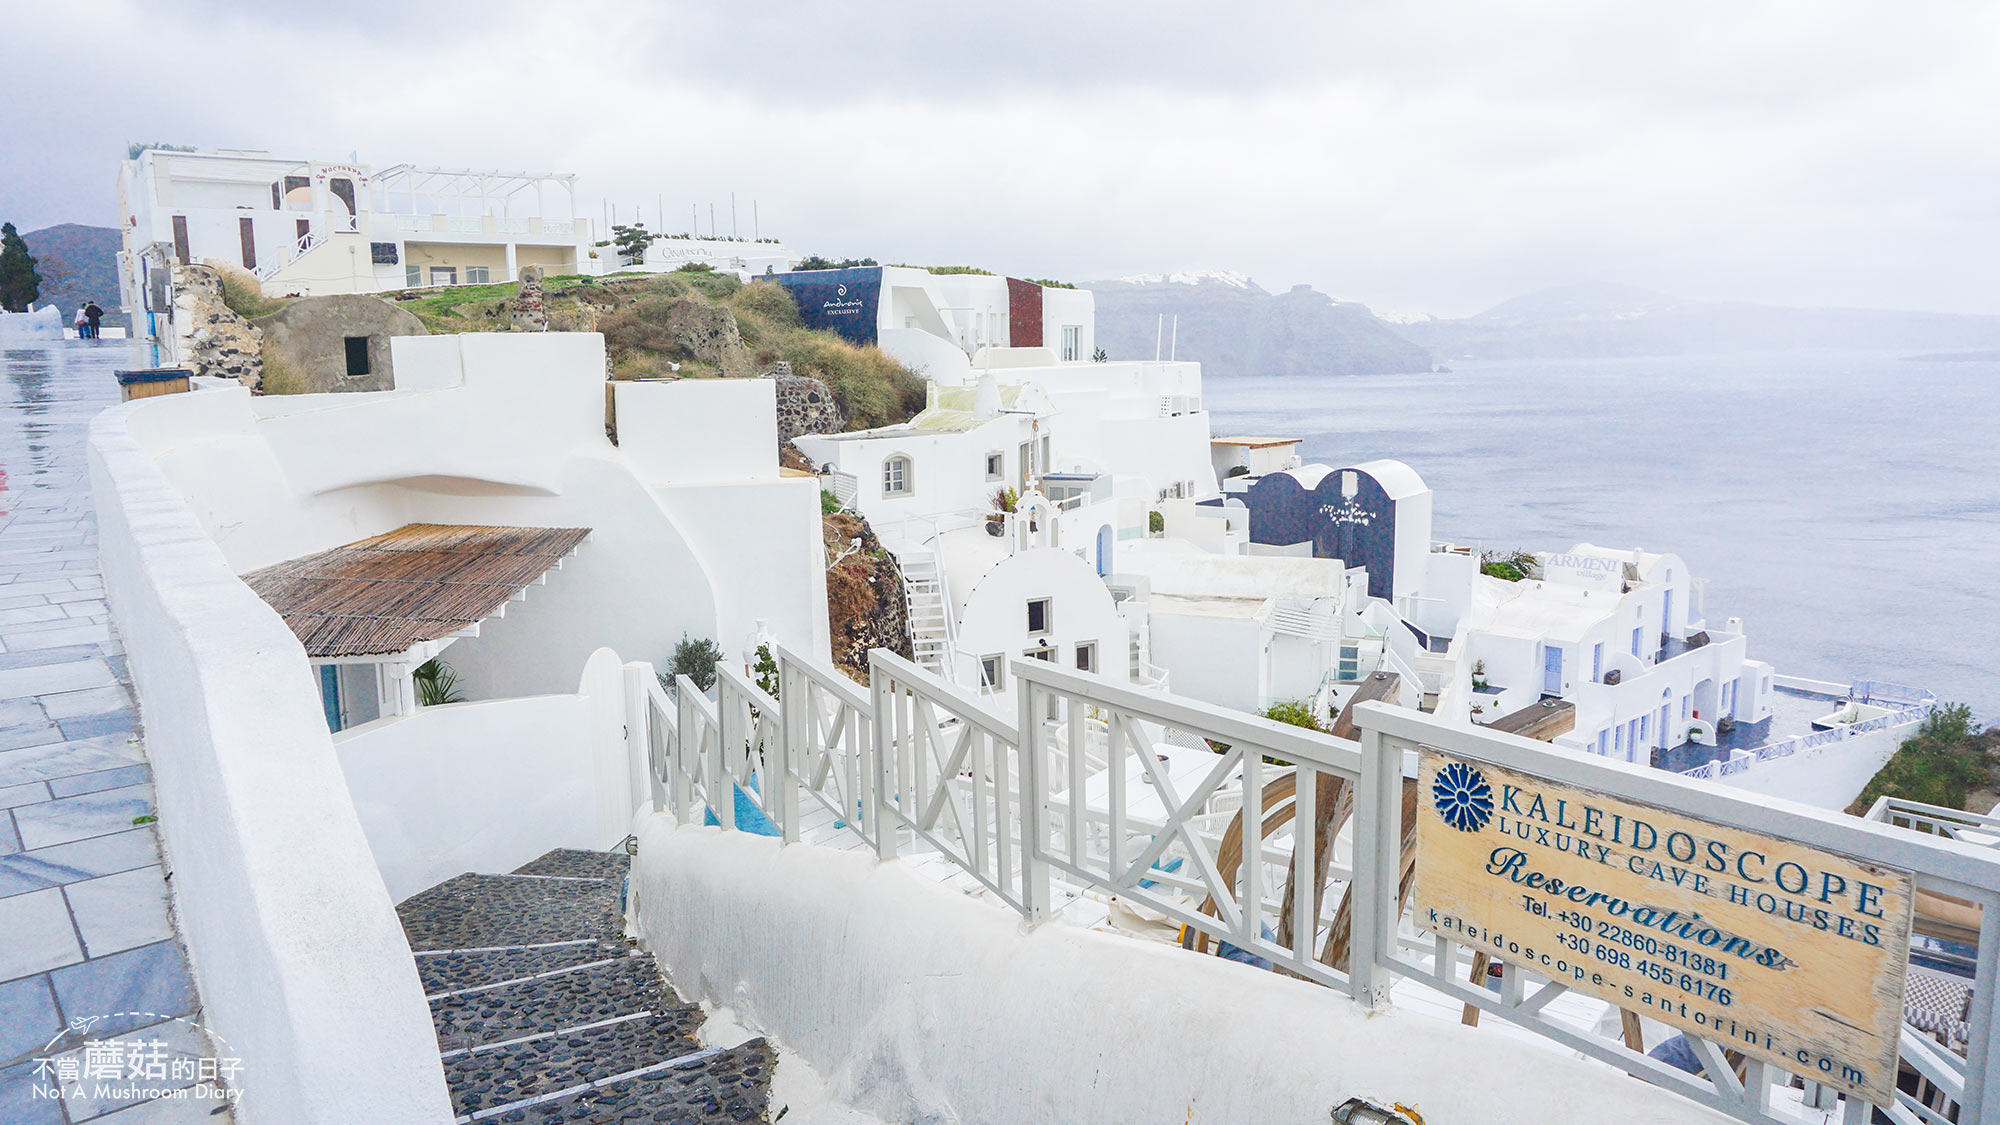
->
left=1414, top=750, right=1913, bottom=1106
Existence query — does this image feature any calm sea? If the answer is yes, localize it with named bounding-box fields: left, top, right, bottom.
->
left=1202, top=350, right=2000, bottom=721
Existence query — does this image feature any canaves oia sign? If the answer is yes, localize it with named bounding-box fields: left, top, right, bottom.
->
left=1415, top=751, right=1913, bottom=1105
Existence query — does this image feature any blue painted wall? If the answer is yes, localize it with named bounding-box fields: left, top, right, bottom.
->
left=1243, top=467, right=1401, bottom=600
left=775, top=267, right=883, bottom=346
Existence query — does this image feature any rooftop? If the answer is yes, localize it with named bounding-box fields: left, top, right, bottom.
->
left=242, top=523, right=589, bottom=658
left=1211, top=436, right=1300, bottom=448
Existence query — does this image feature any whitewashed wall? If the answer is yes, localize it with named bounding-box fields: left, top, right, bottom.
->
left=632, top=823, right=1734, bottom=1125
left=89, top=402, right=454, bottom=1125
left=333, top=684, right=624, bottom=902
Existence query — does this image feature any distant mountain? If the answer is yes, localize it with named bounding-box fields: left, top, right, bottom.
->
left=23, top=224, right=122, bottom=313
left=1088, top=272, right=1434, bottom=376
left=1399, top=283, right=2000, bottom=360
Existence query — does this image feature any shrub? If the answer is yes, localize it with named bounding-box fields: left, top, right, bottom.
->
left=1848, top=704, right=1997, bottom=814
left=792, top=255, right=877, bottom=271
left=667, top=633, right=725, bottom=694
left=1148, top=511, right=1165, bottom=534
left=1480, top=549, right=1539, bottom=582
left=772, top=333, right=924, bottom=429
left=820, top=490, right=842, bottom=514
left=752, top=644, right=779, bottom=699
left=1264, top=700, right=1327, bottom=733
left=728, top=282, right=802, bottom=334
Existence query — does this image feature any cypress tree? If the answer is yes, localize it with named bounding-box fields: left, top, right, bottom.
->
left=0, top=224, right=41, bottom=313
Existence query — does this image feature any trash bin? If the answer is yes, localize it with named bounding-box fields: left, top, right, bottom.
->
left=115, top=367, right=194, bottom=402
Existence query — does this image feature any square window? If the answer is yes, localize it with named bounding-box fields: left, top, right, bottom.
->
left=429, top=265, right=458, bottom=286
left=1026, top=598, right=1052, bottom=635
left=466, top=265, right=491, bottom=284
left=1075, top=642, right=1096, bottom=673
left=1023, top=646, right=1054, bottom=662
left=978, top=654, right=1005, bottom=690
left=343, top=336, right=371, bottom=377
left=985, top=452, right=1004, bottom=480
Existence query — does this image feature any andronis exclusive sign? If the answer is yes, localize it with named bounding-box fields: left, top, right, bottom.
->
left=1415, top=751, right=1914, bottom=1105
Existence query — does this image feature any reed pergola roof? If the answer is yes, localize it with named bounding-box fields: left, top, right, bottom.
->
left=243, top=523, right=590, bottom=659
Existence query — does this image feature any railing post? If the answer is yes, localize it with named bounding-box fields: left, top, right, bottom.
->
left=711, top=680, right=736, bottom=831
left=1347, top=717, right=1403, bottom=1010
left=673, top=676, right=699, bottom=826
left=1961, top=895, right=2000, bottom=1124
left=623, top=665, right=662, bottom=816
left=776, top=657, right=804, bottom=844
left=867, top=652, right=897, bottom=860
left=1015, top=667, right=1052, bottom=924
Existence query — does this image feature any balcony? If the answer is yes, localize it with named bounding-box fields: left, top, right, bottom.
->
left=388, top=214, right=586, bottom=240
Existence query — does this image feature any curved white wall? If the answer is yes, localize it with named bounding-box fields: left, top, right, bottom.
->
left=334, top=691, right=608, bottom=901
left=632, top=822, right=1732, bottom=1125
left=90, top=403, right=453, bottom=1125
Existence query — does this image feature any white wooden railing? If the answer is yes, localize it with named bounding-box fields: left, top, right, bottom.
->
left=626, top=644, right=1999, bottom=1125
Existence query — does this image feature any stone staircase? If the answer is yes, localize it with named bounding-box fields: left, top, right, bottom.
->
left=397, top=849, right=773, bottom=1123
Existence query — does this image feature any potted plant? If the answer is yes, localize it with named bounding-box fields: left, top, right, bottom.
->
left=985, top=486, right=1017, bottom=536
left=1471, top=659, right=1489, bottom=691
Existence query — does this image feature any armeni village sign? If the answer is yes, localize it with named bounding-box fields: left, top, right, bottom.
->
left=1415, top=751, right=1914, bottom=1105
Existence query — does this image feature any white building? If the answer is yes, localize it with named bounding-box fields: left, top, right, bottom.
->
left=778, top=266, right=1095, bottom=363
left=118, top=331, right=829, bottom=745
left=116, top=147, right=596, bottom=327
left=1445, top=544, right=1773, bottom=765
left=611, top=236, right=797, bottom=279
left=1112, top=541, right=1363, bottom=714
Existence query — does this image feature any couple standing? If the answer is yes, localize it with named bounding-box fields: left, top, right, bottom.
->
left=72, top=301, right=104, bottom=339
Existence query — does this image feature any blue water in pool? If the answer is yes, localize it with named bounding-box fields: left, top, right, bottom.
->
left=1200, top=350, right=2000, bottom=721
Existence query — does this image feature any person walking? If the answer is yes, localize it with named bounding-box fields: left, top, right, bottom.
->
left=73, top=304, right=89, bottom=339
left=83, top=301, right=104, bottom=340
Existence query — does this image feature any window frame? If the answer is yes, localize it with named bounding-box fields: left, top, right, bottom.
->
left=985, top=451, right=1004, bottom=481
left=881, top=453, right=914, bottom=497
left=1074, top=641, right=1096, bottom=674
left=978, top=654, right=1006, bottom=691
left=343, top=336, right=372, bottom=378
left=1026, top=597, right=1053, bottom=637
left=465, top=265, right=492, bottom=284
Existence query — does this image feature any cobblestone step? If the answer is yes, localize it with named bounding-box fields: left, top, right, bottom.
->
left=513, top=848, right=633, bottom=881
left=443, top=1009, right=706, bottom=1119
left=400, top=849, right=772, bottom=1124
left=430, top=949, right=673, bottom=1049
left=464, top=1039, right=773, bottom=1124
left=399, top=870, right=623, bottom=951
left=418, top=939, right=633, bottom=996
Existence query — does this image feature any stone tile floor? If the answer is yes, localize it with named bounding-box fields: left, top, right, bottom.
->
left=0, top=340, right=231, bottom=1124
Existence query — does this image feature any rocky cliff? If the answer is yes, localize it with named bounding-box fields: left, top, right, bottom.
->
left=1088, top=272, right=1433, bottom=376
left=1400, top=283, right=2000, bottom=360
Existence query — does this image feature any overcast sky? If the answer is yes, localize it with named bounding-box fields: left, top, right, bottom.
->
left=5, top=0, right=1996, bottom=317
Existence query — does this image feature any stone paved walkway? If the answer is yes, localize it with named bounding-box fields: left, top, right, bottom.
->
left=0, top=340, right=230, bottom=1124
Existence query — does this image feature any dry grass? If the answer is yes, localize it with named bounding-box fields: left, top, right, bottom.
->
left=259, top=347, right=311, bottom=395
left=214, top=265, right=289, bottom=319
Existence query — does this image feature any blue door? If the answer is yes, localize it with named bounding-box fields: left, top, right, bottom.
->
left=1542, top=646, right=1563, bottom=695
left=1095, top=524, right=1113, bottom=577
left=318, top=664, right=344, bottom=733
left=1661, top=590, right=1673, bottom=637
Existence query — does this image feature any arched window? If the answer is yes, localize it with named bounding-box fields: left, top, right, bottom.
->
left=882, top=454, right=913, bottom=497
